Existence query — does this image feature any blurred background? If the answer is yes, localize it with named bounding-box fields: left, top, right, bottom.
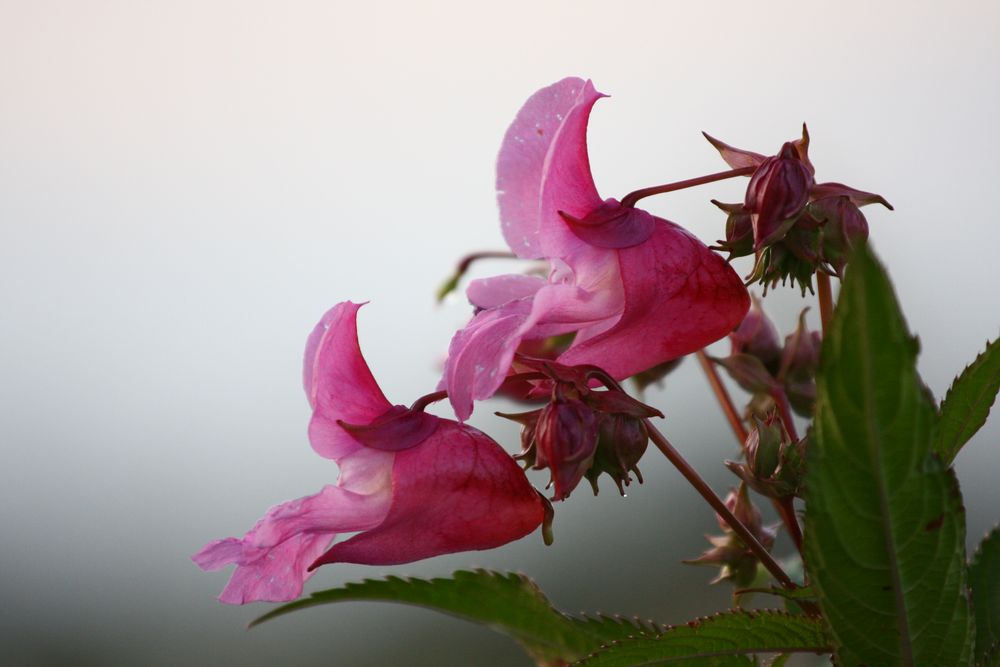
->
left=1, top=1, right=998, bottom=664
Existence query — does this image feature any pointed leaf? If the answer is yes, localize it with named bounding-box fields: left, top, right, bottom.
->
left=251, top=570, right=662, bottom=663
left=577, top=610, right=830, bottom=666
left=805, top=244, right=973, bottom=666
left=935, top=336, right=1000, bottom=464
left=971, top=526, right=1000, bottom=665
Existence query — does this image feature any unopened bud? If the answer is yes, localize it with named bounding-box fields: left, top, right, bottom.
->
left=780, top=311, right=822, bottom=417
left=586, top=414, right=649, bottom=495
left=745, top=142, right=814, bottom=250
left=811, top=195, right=870, bottom=276
left=711, top=200, right=754, bottom=259
left=730, top=294, right=782, bottom=373
left=535, top=394, right=599, bottom=500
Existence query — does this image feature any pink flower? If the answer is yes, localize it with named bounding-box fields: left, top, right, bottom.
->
left=443, top=77, right=749, bottom=420
left=193, top=302, right=544, bottom=604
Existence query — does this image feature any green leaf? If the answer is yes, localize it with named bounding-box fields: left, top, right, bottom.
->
left=971, top=526, right=1000, bottom=665
left=251, top=569, right=662, bottom=663
left=935, top=336, right=1000, bottom=464
left=576, top=610, right=831, bottom=666
left=804, top=244, right=973, bottom=666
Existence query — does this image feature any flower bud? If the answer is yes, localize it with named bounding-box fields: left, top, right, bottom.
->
left=726, top=413, right=807, bottom=499
left=811, top=195, right=870, bottom=276
left=534, top=393, right=600, bottom=500
left=745, top=142, right=814, bottom=250
left=586, top=413, right=649, bottom=495
left=496, top=408, right=543, bottom=467
left=730, top=294, right=782, bottom=373
left=686, top=484, right=777, bottom=587
left=780, top=311, right=821, bottom=416
left=710, top=200, right=754, bottom=260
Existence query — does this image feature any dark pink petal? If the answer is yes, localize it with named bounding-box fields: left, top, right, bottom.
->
left=703, top=132, right=768, bottom=170
left=558, top=220, right=749, bottom=378
left=466, top=273, right=545, bottom=310
left=497, top=77, right=605, bottom=259
left=810, top=181, right=893, bottom=209
left=338, top=406, right=439, bottom=452
left=312, top=422, right=544, bottom=567
left=304, top=302, right=393, bottom=461
left=192, top=482, right=393, bottom=604
left=560, top=200, right=657, bottom=249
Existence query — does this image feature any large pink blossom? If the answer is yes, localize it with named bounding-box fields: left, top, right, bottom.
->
left=443, top=77, right=749, bottom=420
left=193, top=302, right=544, bottom=604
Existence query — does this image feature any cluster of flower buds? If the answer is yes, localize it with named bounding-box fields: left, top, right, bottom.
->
left=685, top=484, right=777, bottom=587
left=715, top=296, right=821, bottom=419
left=706, top=125, right=892, bottom=293
left=499, top=358, right=663, bottom=500
left=726, top=412, right=807, bottom=500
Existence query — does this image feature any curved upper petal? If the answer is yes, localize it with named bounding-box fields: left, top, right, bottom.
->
left=557, top=220, right=750, bottom=377
left=304, top=302, right=394, bottom=462
left=192, top=482, right=393, bottom=604
left=497, top=77, right=605, bottom=260
left=312, top=421, right=543, bottom=567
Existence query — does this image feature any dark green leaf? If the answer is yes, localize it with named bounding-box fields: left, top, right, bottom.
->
left=971, top=526, right=1000, bottom=665
left=935, top=337, right=1000, bottom=464
left=805, top=244, right=973, bottom=666
left=251, top=569, right=661, bottom=663
left=577, top=610, right=830, bottom=666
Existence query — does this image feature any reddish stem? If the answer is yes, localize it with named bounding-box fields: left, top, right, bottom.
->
left=409, top=390, right=448, bottom=412
left=620, top=166, right=755, bottom=208
left=644, top=420, right=797, bottom=591
left=776, top=496, right=804, bottom=554
left=816, top=272, right=833, bottom=334
left=696, top=350, right=748, bottom=443
left=770, top=385, right=800, bottom=442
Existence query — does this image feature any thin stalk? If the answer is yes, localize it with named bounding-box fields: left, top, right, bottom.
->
left=777, top=496, right=804, bottom=554
left=816, top=272, right=833, bottom=333
left=644, top=420, right=797, bottom=591
left=696, top=350, right=748, bottom=443
left=770, top=385, right=801, bottom=442
left=620, top=166, right=755, bottom=208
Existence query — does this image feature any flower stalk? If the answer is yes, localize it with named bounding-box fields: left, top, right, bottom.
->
left=620, top=166, right=755, bottom=209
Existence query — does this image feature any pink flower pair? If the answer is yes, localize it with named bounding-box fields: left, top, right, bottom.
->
left=194, top=77, right=749, bottom=604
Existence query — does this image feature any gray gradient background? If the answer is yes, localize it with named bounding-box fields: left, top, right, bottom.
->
left=2, top=1, right=999, bottom=665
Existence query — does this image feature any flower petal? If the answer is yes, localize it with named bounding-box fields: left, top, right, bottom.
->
left=497, top=77, right=605, bottom=259
left=558, top=220, right=749, bottom=378
left=304, top=302, right=393, bottom=461
left=466, top=273, right=545, bottom=310
left=312, top=422, right=543, bottom=567
left=192, top=482, right=393, bottom=604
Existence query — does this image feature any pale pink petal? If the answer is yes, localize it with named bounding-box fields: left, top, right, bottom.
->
left=312, top=422, right=543, bottom=567
left=304, top=302, right=393, bottom=461
left=466, top=273, right=545, bottom=310
left=558, top=220, right=749, bottom=377
left=515, top=280, right=622, bottom=341
left=192, top=483, right=393, bottom=604
left=498, top=77, right=600, bottom=258
left=703, top=132, right=768, bottom=170
left=536, top=81, right=607, bottom=261
left=443, top=300, right=531, bottom=420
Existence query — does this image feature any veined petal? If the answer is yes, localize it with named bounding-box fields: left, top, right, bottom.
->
left=312, top=422, right=543, bottom=567
left=558, top=220, right=749, bottom=377
left=497, top=77, right=606, bottom=259
left=192, top=482, right=393, bottom=604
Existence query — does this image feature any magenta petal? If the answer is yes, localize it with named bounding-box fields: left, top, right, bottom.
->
left=466, top=273, right=545, bottom=310
left=497, top=77, right=605, bottom=259
left=304, top=302, right=393, bottom=461
left=561, top=200, right=657, bottom=249
left=312, top=422, right=543, bottom=567
left=192, top=483, right=393, bottom=604
left=558, top=221, right=749, bottom=377
left=703, top=132, right=768, bottom=170
left=338, top=406, right=439, bottom=452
